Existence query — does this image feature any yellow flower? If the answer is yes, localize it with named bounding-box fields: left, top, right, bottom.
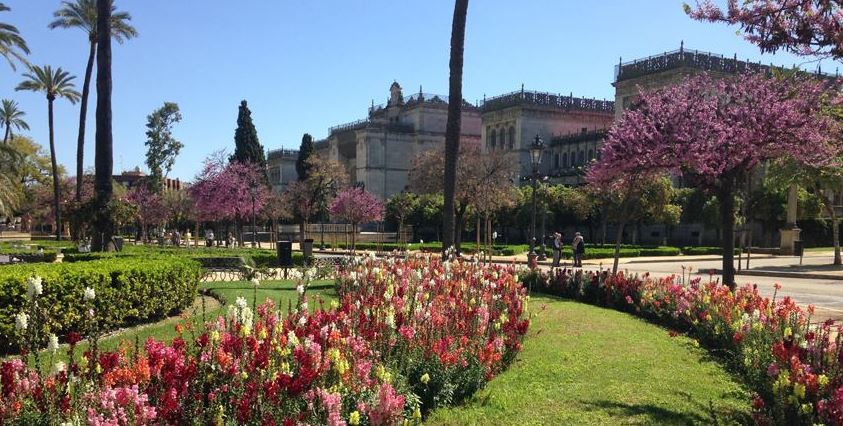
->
left=819, top=374, right=830, bottom=388
left=794, top=383, right=806, bottom=400
left=210, top=330, right=220, bottom=343
left=241, top=371, right=249, bottom=380
left=801, top=403, right=813, bottom=415
left=420, top=373, right=430, bottom=384
left=376, top=365, right=392, bottom=383
left=240, top=325, right=251, bottom=337
left=259, top=328, right=268, bottom=340
left=705, top=314, right=712, bottom=322
left=784, top=327, right=793, bottom=339
left=349, top=410, right=361, bottom=425
left=215, top=405, right=225, bottom=425
left=414, top=406, right=422, bottom=420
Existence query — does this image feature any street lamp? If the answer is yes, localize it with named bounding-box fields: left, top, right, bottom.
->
left=528, top=134, right=544, bottom=267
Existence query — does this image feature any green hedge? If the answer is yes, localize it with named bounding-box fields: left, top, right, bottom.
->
left=63, top=246, right=306, bottom=268
left=681, top=246, right=741, bottom=255
left=0, top=256, right=201, bottom=354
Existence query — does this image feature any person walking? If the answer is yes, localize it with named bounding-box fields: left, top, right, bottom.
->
left=572, top=232, right=585, bottom=267
left=551, top=232, right=562, bottom=267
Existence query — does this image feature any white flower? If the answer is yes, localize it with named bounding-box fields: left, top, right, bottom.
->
left=14, top=312, right=28, bottom=331
left=298, top=316, right=307, bottom=326
left=297, top=284, right=305, bottom=295
left=48, top=333, right=59, bottom=354
left=83, top=287, right=95, bottom=301
left=27, top=276, right=43, bottom=299
left=235, top=296, right=248, bottom=309
left=300, top=302, right=309, bottom=312
left=239, top=307, right=253, bottom=326
left=251, top=278, right=260, bottom=287
left=52, top=361, right=66, bottom=375
left=287, top=330, right=300, bottom=347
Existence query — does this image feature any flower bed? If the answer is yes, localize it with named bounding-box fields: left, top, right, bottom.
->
left=523, top=267, right=843, bottom=425
left=0, top=255, right=529, bottom=424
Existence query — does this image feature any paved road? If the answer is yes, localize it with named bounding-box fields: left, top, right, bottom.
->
left=577, top=255, right=843, bottom=321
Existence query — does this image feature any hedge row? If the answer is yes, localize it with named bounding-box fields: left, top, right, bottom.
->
left=63, top=246, right=305, bottom=268
left=320, top=242, right=531, bottom=256
left=0, top=256, right=201, bottom=354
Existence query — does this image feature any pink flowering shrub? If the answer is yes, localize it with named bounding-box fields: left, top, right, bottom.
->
left=526, top=267, right=843, bottom=425
left=0, top=256, right=528, bottom=425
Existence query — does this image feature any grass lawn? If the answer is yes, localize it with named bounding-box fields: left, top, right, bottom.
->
left=426, top=295, right=750, bottom=425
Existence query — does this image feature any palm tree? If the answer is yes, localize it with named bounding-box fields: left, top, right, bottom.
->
left=0, top=99, right=28, bottom=144
left=49, top=0, right=136, bottom=204
left=0, top=3, right=29, bottom=71
left=0, top=144, right=22, bottom=216
left=442, top=0, right=469, bottom=255
left=16, top=65, right=81, bottom=241
left=92, top=0, right=115, bottom=251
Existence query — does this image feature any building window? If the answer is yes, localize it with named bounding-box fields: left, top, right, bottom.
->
left=578, top=151, right=585, bottom=165
left=553, top=153, right=559, bottom=169
left=490, top=129, right=496, bottom=149
left=509, top=127, right=515, bottom=150
left=562, top=152, right=568, bottom=168
left=588, top=149, right=594, bottom=161
left=499, top=127, right=506, bottom=149
left=486, top=127, right=492, bottom=149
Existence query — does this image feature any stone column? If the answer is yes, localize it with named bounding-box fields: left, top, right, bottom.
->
left=779, top=184, right=801, bottom=255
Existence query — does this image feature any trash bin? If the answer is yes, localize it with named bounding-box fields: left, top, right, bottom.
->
left=794, top=240, right=804, bottom=257
left=277, top=240, right=293, bottom=267
left=302, top=239, right=314, bottom=264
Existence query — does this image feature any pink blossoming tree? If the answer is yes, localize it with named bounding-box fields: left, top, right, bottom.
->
left=126, top=185, right=166, bottom=242
left=188, top=153, right=269, bottom=244
left=687, top=0, right=843, bottom=60
left=589, top=73, right=839, bottom=288
left=329, top=187, right=384, bottom=251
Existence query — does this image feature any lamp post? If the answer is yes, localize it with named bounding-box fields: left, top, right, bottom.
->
left=528, top=134, right=544, bottom=267
left=249, top=182, right=258, bottom=248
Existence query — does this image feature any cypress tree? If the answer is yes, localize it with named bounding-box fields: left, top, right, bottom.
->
left=231, top=100, right=265, bottom=166
left=296, top=133, right=314, bottom=181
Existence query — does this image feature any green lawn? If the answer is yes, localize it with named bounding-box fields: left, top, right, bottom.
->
left=426, top=296, right=750, bottom=425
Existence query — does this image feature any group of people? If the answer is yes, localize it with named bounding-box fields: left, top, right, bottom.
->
left=203, top=229, right=238, bottom=248
left=550, top=231, right=585, bottom=268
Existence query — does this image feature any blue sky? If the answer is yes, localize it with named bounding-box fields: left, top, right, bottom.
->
left=0, top=0, right=829, bottom=181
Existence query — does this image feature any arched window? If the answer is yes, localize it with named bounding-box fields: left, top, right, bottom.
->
left=588, top=149, right=594, bottom=161
left=562, top=152, right=568, bottom=168
left=578, top=151, right=585, bottom=165
left=486, top=127, right=492, bottom=149
left=499, top=128, right=506, bottom=149
left=490, top=129, right=496, bottom=149
left=509, top=127, right=515, bottom=150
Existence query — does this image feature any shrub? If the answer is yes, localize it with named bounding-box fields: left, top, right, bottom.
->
left=638, top=246, right=682, bottom=256
left=0, top=256, right=201, bottom=354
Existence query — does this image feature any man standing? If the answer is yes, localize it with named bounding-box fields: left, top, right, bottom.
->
left=572, top=232, right=584, bottom=267
left=551, top=232, right=562, bottom=267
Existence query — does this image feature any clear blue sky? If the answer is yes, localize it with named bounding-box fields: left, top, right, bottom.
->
left=0, top=0, right=829, bottom=181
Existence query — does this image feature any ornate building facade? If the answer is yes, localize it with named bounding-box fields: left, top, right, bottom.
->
left=480, top=88, right=613, bottom=178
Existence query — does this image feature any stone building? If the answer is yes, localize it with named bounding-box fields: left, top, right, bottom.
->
left=315, top=81, right=482, bottom=199
left=546, top=129, right=606, bottom=186
left=479, top=88, right=613, bottom=178
left=112, top=167, right=184, bottom=191
left=266, top=148, right=299, bottom=192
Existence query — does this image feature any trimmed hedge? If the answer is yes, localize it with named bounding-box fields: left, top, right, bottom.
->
left=0, top=256, right=201, bottom=354
left=63, top=246, right=306, bottom=268
left=681, top=246, right=741, bottom=255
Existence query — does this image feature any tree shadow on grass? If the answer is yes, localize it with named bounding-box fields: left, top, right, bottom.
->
left=577, top=399, right=747, bottom=425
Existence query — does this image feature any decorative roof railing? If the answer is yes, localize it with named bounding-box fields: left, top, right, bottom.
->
left=615, top=44, right=838, bottom=82
left=480, top=89, right=614, bottom=114
left=550, top=129, right=608, bottom=146
left=267, top=148, right=299, bottom=160
left=328, top=118, right=415, bottom=136
left=368, top=92, right=476, bottom=115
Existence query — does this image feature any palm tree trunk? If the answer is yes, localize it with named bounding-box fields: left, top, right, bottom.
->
left=77, top=41, right=95, bottom=202
left=441, top=0, right=469, bottom=255
left=3, top=124, right=10, bottom=144
left=48, top=99, right=62, bottom=241
left=92, top=0, right=114, bottom=252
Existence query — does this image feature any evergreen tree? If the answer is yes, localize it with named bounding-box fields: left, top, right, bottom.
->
left=296, top=133, right=314, bottom=181
left=231, top=100, right=265, bottom=166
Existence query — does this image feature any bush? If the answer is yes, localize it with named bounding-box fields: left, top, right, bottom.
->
left=681, top=246, right=740, bottom=255
left=0, top=256, right=201, bottom=354
left=638, top=246, right=682, bottom=257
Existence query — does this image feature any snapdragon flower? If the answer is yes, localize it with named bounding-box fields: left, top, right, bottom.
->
left=14, top=312, right=28, bottom=331
left=83, top=287, right=96, bottom=301
left=27, top=276, right=43, bottom=299
left=48, top=333, right=59, bottom=354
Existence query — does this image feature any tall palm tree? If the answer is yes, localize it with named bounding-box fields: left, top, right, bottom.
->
left=0, top=3, right=29, bottom=71
left=49, top=0, right=136, bottom=204
left=92, top=0, right=114, bottom=251
left=0, top=144, right=22, bottom=217
left=0, top=99, right=28, bottom=144
left=16, top=65, right=81, bottom=241
left=442, top=0, right=469, bottom=255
